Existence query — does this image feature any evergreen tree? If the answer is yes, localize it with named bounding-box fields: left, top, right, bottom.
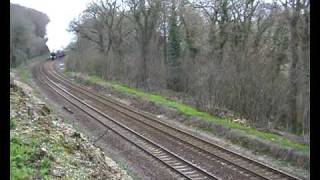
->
left=167, top=1, right=183, bottom=91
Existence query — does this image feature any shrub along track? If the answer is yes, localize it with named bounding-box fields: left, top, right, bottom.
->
left=34, top=60, right=302, bottom=180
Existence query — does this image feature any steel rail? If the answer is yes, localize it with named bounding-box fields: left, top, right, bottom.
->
left=48, top=61, right=302, bottom=180
left=37, top=61, right=220, bottom=180
left=47, top=62, right=271, bottom=179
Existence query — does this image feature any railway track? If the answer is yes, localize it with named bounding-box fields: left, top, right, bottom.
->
left=34, top=61, right=220, bottom=180
left=34, top=60, right=302, bottom=180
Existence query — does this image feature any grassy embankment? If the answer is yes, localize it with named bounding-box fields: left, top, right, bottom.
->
left=67, top=73, right=309, bottom=153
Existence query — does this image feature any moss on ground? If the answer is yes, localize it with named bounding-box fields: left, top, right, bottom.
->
left=79, top=74, right=309, bottom=153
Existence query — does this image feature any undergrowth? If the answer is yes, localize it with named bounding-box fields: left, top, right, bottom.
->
left=16, top=65, right=29, bottom=83
left=80, top=74, right=309, bottom=152
left=12, top=54, right=48, bottom=83
left=10, top=118, right=16, bottom=130
left=10, top=137, right=51, bottom=180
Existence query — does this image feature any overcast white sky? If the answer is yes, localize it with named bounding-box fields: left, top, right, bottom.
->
left=10, top=0, right=92, bottom=51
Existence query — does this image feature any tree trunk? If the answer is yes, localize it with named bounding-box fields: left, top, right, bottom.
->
left=288, top=16, right=301, bottom=134
left=139, top=41, right=148, bottom=88
left=301, top=12, right=310, bottom=135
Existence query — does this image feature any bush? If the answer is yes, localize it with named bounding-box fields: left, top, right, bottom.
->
left=10, top=137, right=35, bottom=179
left=10, top=118, right=16, bottom=130
left=10, top=137, right=51, bottom=179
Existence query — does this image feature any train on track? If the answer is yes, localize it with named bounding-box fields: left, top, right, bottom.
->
left=48, top=50, right=66, bottom=60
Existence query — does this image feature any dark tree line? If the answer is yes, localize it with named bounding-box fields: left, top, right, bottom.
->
left=66, top=0, right=309, bottom=136
left=10, top=3, right=50, bottom=67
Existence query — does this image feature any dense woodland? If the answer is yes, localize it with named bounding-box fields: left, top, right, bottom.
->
left=10, top=3, right=50, bottom=67
left=65, top=0, right=309, bottom=136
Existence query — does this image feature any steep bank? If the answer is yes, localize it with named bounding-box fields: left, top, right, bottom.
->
left=10, top=72, right=132, bottom=179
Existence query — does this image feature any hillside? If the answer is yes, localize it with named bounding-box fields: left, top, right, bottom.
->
left=10, top=3, right=50, bottom=67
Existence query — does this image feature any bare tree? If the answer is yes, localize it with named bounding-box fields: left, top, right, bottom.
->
left=280, top=0, right=309, bottom=134
left=65, top=0, right=310, bottom=135
left=126, top=0, right=161, bottom=88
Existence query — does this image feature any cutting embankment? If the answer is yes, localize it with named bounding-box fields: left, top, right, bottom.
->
left=10, top=71, right=132, bottom=180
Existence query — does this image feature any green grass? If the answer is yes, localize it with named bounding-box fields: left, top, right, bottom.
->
left=80, top=74, right=309, bottom=152
left=10, top=118, right=16, bottom=130
left=39, top=157, right=51, bottom=179
left=12, top=54, right=48, bottom=83
left=16, top=65, right=29, bottom=83
left=10, top=137, right=34, bottom=180
left=10, top=137, right=51, bottom=180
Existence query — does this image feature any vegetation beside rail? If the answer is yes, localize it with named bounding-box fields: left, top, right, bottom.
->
left=65, top=0, right=310, bottom=138
left=13, top=55, right=48, bottom=83
left=66, top=72, right=309, bottom=153
left=10, top=3, right=49, bottom=68
left=10, top=127, right=52, bottom=179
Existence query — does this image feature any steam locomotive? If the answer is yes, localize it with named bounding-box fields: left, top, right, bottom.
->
left=49, top=50, right=66, bottom=60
